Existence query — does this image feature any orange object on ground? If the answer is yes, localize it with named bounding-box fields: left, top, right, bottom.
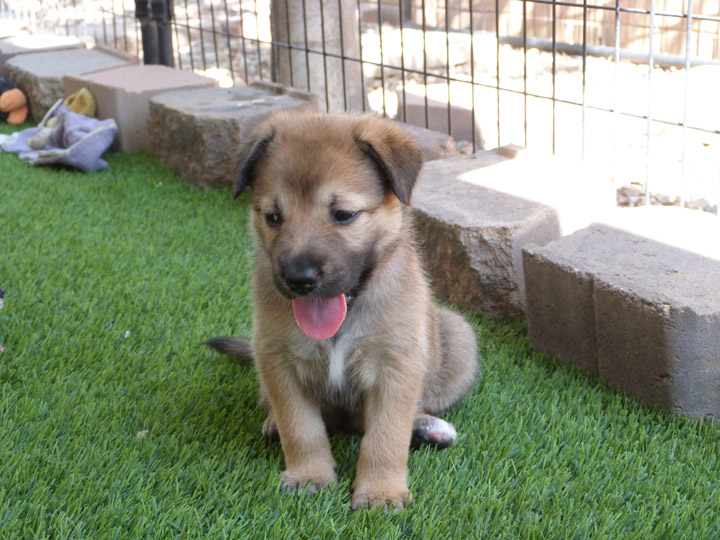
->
left=0, top=88, right=27, bottom=111
left=7, top=105, right=28, bottom=124
left=0, top=86, right=28, bottom=124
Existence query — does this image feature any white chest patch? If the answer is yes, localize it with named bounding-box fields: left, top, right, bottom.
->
left=327, top=338, right=350, bottom=390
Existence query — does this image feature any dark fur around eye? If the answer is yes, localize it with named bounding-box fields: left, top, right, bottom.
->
left=332, top=210, right=359, bottom=225
left=265, top=212, right=282, bottom=227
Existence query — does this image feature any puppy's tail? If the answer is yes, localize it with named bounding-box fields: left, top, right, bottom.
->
left=204, top=336, right=254, bottom=363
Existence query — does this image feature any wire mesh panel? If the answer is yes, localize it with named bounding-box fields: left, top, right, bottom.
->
left=0, top=0, right=718, bottom=213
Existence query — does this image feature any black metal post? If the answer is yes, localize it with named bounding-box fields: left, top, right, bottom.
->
left=136, top=0, right=159, bottom=64
left=153, top=0, right=175, bottom=67
left=135, top=0, right=174, bottom=67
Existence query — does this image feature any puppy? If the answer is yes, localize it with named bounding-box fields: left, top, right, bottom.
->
left=207, top=112, right=478, bottom=511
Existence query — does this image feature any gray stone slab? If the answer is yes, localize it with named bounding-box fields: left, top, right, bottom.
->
left=399, top=83, right=485, bottom=149
left=7, top=47, right=138, bottom=122
left=396, top=122, right=458, bottom=161
left=92, top=44, right=140, bottom=65
left=65, top=65, right=217, bottom=152
left=0, top=34, right=84, bottom=77
left=523, top=206, right=720, bottom=419
left=412, top=149, right=614, bottom=317
left=148, top=81, right=318, bottom=187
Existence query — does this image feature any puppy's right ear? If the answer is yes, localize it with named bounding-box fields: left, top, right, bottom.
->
left=234, top=135, right=274, bottom=199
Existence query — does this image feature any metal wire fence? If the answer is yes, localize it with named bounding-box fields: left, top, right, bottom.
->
left=1, top=0, right=718, bottom=213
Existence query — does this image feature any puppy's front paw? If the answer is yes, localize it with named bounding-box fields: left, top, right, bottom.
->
left=280, top=467, right=337, bottom=495
left=351, top=485, right=412, bottom=512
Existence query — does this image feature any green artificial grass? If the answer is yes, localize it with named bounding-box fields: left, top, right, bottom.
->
left=1, top=122, right=719, bottom=539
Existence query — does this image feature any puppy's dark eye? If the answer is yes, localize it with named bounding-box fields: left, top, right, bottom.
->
left=332, top=210, right=358, bottom=225
left=265, top=212, right=282, bottom=227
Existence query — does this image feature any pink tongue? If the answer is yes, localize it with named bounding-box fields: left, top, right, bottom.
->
left=292, top=294, right=347, bottom=340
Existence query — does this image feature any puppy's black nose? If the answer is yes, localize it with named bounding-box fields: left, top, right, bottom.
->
left=282, top=261, right=321, bottom=295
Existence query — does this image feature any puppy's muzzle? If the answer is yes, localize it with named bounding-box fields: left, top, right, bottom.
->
left=281, top=257, right=322, bottom=296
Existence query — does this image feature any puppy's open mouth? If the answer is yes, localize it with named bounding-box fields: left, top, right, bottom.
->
left=292, top=294, right=347, bottom=340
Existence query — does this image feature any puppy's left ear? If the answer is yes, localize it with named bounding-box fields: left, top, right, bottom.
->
left=354, top=116, right=423, bottom=205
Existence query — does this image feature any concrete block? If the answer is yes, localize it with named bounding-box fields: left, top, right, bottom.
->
left=6, top=47, right=138, bottom=122
left=64, top=65, right=217, bottom=152
left=523, top=207, right=720, bottom=419
left=412, top=148, right=613, bottom=317
left=0, top=34, right=84, bottom=78
left=399, top=83, right=485, bottom=149
left=397, top=122, right=459, bottom=161
left=148, top=82, right=318, bottom=187
left=92, top=44, right=140, bottom=65
left=523, top=247, right=598, bottom=374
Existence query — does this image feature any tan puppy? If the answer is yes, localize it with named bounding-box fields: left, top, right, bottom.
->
left=207, top=112, right=478, bottom=511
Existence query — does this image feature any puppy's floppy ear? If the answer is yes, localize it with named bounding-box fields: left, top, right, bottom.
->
left=233, top=115, right=278, bottom=199
left=234, top=135, right=274, bottom=199
left=353, top=115, right=423, bottom=205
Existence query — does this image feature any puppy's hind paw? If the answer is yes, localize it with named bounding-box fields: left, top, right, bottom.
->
left=411, top=415, right=457, bottom=449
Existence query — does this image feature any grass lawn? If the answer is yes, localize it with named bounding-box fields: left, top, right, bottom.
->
left=1, top=122, right=719, bottom=539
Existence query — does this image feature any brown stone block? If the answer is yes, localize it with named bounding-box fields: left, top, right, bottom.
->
left=148, top=83, right=318, bottom=187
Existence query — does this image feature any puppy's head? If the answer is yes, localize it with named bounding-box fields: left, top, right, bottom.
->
left=234, top=113, right=423, bottom=339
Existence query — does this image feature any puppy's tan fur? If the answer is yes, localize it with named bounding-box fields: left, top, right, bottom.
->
left=208, top=112, right=478, bottom=511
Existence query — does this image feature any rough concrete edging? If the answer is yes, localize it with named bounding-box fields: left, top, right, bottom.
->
left=412, top=148, right=615, bottom=317
left=523, top=207, right=720, bottom=420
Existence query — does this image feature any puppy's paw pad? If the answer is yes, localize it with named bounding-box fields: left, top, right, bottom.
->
left=411, top=416, right=457, bottom=449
